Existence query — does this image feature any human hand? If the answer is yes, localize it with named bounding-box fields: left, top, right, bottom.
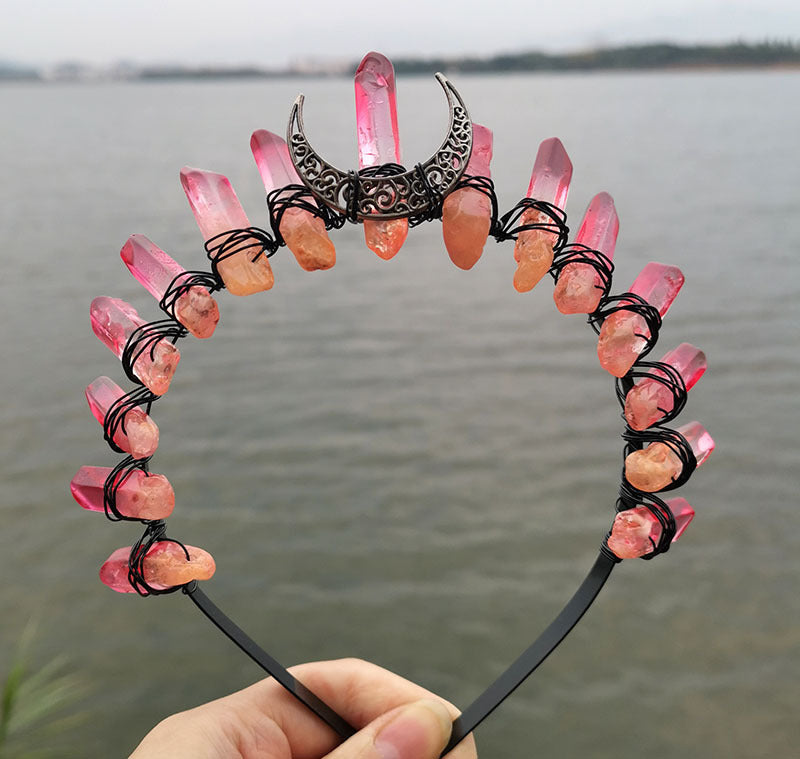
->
left=129, top=657, right=478, bottom=759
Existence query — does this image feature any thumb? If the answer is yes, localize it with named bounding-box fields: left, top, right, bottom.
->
left=323, top=698, right=453, bottom=759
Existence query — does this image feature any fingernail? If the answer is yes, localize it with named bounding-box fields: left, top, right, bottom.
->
left=374, top=699, right=452, bottom=759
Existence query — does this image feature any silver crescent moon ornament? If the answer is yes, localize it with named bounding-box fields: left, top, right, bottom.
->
left=287, top=73, right=473, bottom=221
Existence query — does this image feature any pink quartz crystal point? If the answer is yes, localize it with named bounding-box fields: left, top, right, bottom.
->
left=624, top=420, right=714, bottom=492
left=70, top=466, right=174, bottom=520
left=354, top=52, right=408, bottom=260
left=606, top=498, right=695, bottom=559
left=513, top=138, right=573, bottom=292
left=180, top=167, right=274, bottom=295
left=553, top=192, right=619, bottom=314
left=441, top=123, right=494, bottom=270
left=85, top=376, right=159, bottom=459
left=120, top=234, right=219, bottom=339
left=677, top=420, right=715, bottom=466
left=250, top=130, right=336, bottom=271
left=596, top=262, right=685, bottom=377
left=90, top=296, right=180, bottom=395
left=624, top=343, right=707, bottom=430
left=99, top=542, right=216, bottom=594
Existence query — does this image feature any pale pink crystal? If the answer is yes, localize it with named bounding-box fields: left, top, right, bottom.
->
left=180, top=167, right=274, bottom=295
left=99, top=542, right=215, bottom=593
left=624, top=343, right=707, bottom=430
left=606, top=498, right=695, bottom=559
left=355, top=52, right=408, bottom=260
left=70, top=466, right=174, bottom=520
left=624, top=420, right=714, bottom=492
left=676, top=420, right=715, bottom=466
left=90, top=296, right=180, bottom=395
left=597, top=262, right=685, bottom=377
left=553, top=192, right=619, bottom=314
left=120, top=235, right=219, bottom=339
left=441, top=123, right=493, bottom=270
left=85, top=376, right=159, bottom=459
left=250, top=130, right=335, bottom=271
left=513, top=138, right=573, bottom=292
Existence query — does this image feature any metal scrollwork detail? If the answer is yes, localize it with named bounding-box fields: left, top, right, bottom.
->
left=287, top=74, right=473, bottom=221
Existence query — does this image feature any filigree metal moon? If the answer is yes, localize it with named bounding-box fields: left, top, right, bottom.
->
left=287, top=73, right=473, bottom=221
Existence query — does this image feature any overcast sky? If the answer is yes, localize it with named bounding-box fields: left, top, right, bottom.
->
left=2, top=0, right=798, bottom=67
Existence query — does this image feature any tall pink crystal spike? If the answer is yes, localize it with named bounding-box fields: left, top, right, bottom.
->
left=121, top=235, right=219, bottom=339
left=180, top=167, right=274, bottom=295
left=354, top=51, right=408, bottom=260
left=624, top=343, right=707, bottom=430
left=553, top=192, right=619, bottom=314
left=525, top=138, right=573, bottom=208
left=624, top=420, right=714, bottom=492
left=250, top=130, right=336, bottom=271
left=513, top=138, right=573, bottom=292
left=441, top=123, right=494, bottom=270
left=606, top=498, right=695, bottom=559
left=629, top=262, right=685, bottom=317
left=355, top=51, right=401, bottom=168
left=597, top=261, right=685, bottom=377
left=90, top=296, right=180, bottom=395
left=71, top=466, right=174, bottom=520
left=99, top=543, right=216, bottom=593
left=85, top=376, right=159, bottom=459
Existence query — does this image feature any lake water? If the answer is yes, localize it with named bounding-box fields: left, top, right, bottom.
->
left=0, top=71, right=798, bottom=757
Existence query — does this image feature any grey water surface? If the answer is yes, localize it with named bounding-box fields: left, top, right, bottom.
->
left=0, top=71, right=798, bottom=757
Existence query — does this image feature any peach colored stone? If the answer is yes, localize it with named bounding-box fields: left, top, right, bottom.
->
left=71, top=466, right=174, bottom=520
left=596, top=310, right=651, bottom=378
left=553, top=192, right=619, bottom=314
left=120, top=234, right=220, bottom=339
left=85, top=376, right=159, bottom=459
left=513, top=138, right=572, bottom=292
left=624, top=343, right=707, bottom=430
left=513, top=215, right=556, bottom=292
left=90, top=296, right=180, bottom=395
left=363, top=219, right=408, bottom=260
left=606, top=498, right=695, bottom=559
left=624, top=443, right=683, bottom=492
left=597, top=262, right=685, bottom=377
left=250, top=130, right=336, bottom=271
left=625, top=421, right=714, bottom=492
left=441, top=123, right=493, bottom=270
left=180, top=167, right=274, bottom=296
left=100, top=542, right=215, bottom=593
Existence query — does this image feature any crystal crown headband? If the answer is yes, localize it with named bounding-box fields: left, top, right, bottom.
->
left=71, top=52, right=713, bottom=754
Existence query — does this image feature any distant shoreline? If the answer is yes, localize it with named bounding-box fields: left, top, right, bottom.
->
left=3, top=41, right=799, bottom=83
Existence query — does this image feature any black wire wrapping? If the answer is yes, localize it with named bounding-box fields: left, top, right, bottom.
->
left=102, top=454, right=152, bottom=521
left=127, top=520, right=192, bottom=597
left=612, top=483, right=677, bottom=559
left=266, top=184, right=347, bottom=245
left=159, top=270, right=224, bottom=322
left=204, top=226, right=278, bottom=283
left=622, top=425, right=698, bottom=492
left=101, top=385, right=159, bottom=454
left=120, top=319, right=186, bottom=386
left=614, top=359, right=688, bottom=426
left=587, top=292, right=663, bottom=362
left=550, top=242, right=615, bottom=302
left=492, top=197, right=570, bottom=249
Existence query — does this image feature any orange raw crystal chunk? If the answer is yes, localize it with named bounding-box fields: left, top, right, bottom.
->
left=100, top=542, right=215, bottom=593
